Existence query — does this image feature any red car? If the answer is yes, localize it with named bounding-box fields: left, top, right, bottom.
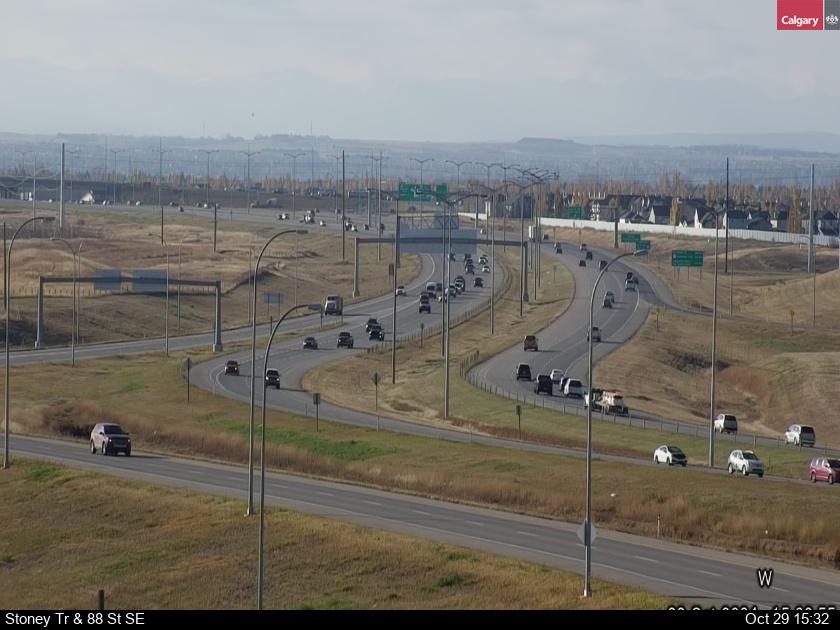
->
left=809, top=457, right=840, bottom=484
left=523, top=335, right=538, bottom=351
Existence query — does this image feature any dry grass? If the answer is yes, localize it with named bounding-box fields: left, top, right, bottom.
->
left=0, top=459, right=671, bottom=610
left=7, top=350, right=840, bottom=569
left=0, top=210, right=420, bottom=347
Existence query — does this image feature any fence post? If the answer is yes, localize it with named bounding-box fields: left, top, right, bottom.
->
left=98, top=589, right=105, bottom=611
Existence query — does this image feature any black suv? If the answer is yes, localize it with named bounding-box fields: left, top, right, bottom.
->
left=419, top=302, right=431, bottom=314
left=515, top=363, right=532, bottom=381
left=337, top=332, right=354, bottom=348
left=224, top=360, right=240, bottom=375
left=303, top=336, right=318, bottom=350
left=473, top=277, right=484, bottom=288
left=365, top=318, right=379, bottom=333
left=265, top=369, right=280, bottom=389
left=534, top=375, right=553, bottom=396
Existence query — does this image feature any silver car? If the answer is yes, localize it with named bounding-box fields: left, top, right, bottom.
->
left=90, top=422, right=132, bottom=456
left=728, top=449, right=764, bottom=478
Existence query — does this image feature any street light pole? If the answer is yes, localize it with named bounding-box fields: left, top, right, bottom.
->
left=328, top=154, right=341, bottom=216
left=257, top=302, right=322, bottom=609
left=284, top=152, right=306, bottom=220
left=240, top=148, right=261, bottom=213
left=709, top=210, right=721, bottom=468
left=445, top=160, right=471, bottom=191
left=158, top=140, right=172, bottom=246
left=584, top=248, right=647, bottom=597
left=50, top=238, right=78, bottom=366
left=247, top=229, right=308, bottom=516
left=199, top=150, right=219, bottom=251
left=4, top=215, right=55, bottom=469
left=109, top=149, right=127, bottom=205
left=410, top=158, right=433, bottom=221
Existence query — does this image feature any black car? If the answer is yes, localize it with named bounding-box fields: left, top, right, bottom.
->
left=534, top=375, right=553, bottom=396
left=585, top=251, right=593, bottom=260
left=578, top=259, right=586, bottom=267
left=554, top=243, right=563, bottom=253
left=515, top=363, right=532, bottom=381
left=337, top=332, right=354, bottom=348
left=265, top=369, right=280, bottom=389
left=365, top=318, right=379, bottom=333
left=599, top=260, right=607, bottom=270
left=465, top=266, right=475, bottom=275
left=473, top=277, right=484, bottom=288
left=369, top=329, right=385, bottom=341
left=302, top=336, right=318, bottom=350
left=224, top=360, right=240, bottom=375
left=419, top=302, right=431, bottom=314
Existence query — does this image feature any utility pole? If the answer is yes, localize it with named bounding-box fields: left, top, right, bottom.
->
left=341, top=150, right=346, bottom=261
left=410, top=158, right=433, bottom=221
left=284, top=152, right=305, bottom=220
left=808, top=163, right=815, bottom=274
left=240, top=147, right=260, bottom=213
left=724, top=158, right=730, bottom=273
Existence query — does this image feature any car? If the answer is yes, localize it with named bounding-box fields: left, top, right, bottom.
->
left=482, top=265, right=491, bottom=273
left=465, top=266, right=475, bottom=275
left=626, top=271, right=634, bottom=282
left=455, top=275, right=466, bottom=284
left=473, top=277, right=484, bottom=288
left=479, top=255, right=488, bottom=264
left=515, top=363, right=532, bottom=381
left=580, top=243, right=587, bottom=251
left=534, top=374, right=553, bottom=396
left=419, top=295, right=430, bottom=305
left=605, top=291, right=615, bottom=304
left=586, top=327, right=601, bottom=343
left=585, top=251, right=593, bottom=260
left=90, top=422, right=131, bottom=456
left=337, top=331, right=354, bottom=348
left=714, top=413, right=738, bottom=434
left=319, top=220, right=327, bottom=227
left=653, top=445, right=687, bottom=467
left=523, top=335, right=538, bottom=351
left=809, top=457, right=840, bottom=484
left=554, top=243, right=563, bottom=253
left=396, top=285, right=406, bottom=296
left=784, top=424, right=816, bottom=447
left=602, top=296, right=612, bottom=309
left=265, top=368, right=280, bottom=389
left=302, top=336, right=318, bottom=350
left=369, top=329, right=385, bottom=341
left=579, top=259, right=586, bottom=267
left=224, top=360, right=240, bottom=375
left=365, top=318, right=380, bottom=333
left=419, top=303, right=431, bottom=314
left=563, top=378, right=584, bottom=398
left=351, top=225, right=358, bottom=232
left=625, top=279, right=636, bottom=291
left=728, top=449, right=764, bottom=477
left=549, top=369, right=564, bottom=383
left=599, top=260, right=607, bottom=270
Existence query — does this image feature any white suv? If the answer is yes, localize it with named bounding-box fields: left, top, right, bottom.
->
left=727, top=449, right=764, bottom=478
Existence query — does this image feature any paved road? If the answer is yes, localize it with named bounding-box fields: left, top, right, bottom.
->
left=13, top=435, right=840, bottom=609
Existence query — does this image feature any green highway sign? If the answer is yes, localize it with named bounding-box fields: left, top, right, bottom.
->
left=435, top=184, right=448, bottom=201
left=399, top=182, right=433, bottom=202
left=671, top=249, right=704, bottom=267
left=568, top=206, right=583, bottom=219
left=621, top=233, right=641, bottom=243
left=636, top=240, right=651, bottom=251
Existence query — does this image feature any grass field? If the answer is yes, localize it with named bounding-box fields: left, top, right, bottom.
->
left=7, top=340, right=840, bottom=568
left=0, top=460, right=671, bottom=609
left=0, top=209, right=420, bottom=348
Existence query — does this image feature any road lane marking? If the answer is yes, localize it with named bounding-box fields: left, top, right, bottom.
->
left=771, top=586, right=789, bottom=593
left=362, top=500, right=382, bottom=506
left=634, top=555, right=658, bottom=563
left=516, top=530, right=540, bottom=538
left=412, top=509, right=433, bottom=516
left=698, top=570, right=722, bottom=577
left=466, top=520, right=485, bottom=527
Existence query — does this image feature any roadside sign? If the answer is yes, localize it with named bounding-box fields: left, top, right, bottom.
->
left=577, top=521, right=598, bottom=545
left=620, top=233, right=641, bottom=243
left=399, top=182, right=433, bottom=202
left=313, top=393, right=320, bottom=405
left=568, top=206, right=582, bottom=220
left=263, top=292, right=284, bottom=304
left=372, top=372, right=380, bottom=386
left=671, top=249, right=703, bottom=267
left=636, top=240, right=651, bottom=251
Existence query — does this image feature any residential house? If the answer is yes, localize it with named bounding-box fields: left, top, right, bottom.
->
left=722, top=210, right=749, bottom=230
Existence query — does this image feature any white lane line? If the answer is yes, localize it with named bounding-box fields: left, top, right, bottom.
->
left=466, top=520, right=485, bottom=527
left=362, top=500, right=383, bottom=506
left=771, top=586, right=790, bottom=593
left=412, top=509, right=433, bottom=517
left=516, top=530, right=540, bottom=538
left=315, top=491, right=336, bottom=497
left=634, top=555, right=659, bottom=563
left=698, top=570, right=722, bottom=577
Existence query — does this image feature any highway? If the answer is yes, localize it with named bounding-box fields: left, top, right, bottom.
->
left=13, top=434, right=840, bottom=609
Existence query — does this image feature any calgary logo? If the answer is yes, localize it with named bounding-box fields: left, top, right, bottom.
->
left=777, top=0, right=824, bottom=29
left=827, top=14, right=839, bottom=26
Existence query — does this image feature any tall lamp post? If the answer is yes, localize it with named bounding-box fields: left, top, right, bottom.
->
left=240, top=148, right=261, bottom=213
left=109, top=149, right=127, bottom=205
left=158, top=140, right=173, bottom=245
left=327, top=154, right=341, bottom=216
left=4, top=215, right=55, bottom=469
left=445, top=160, right=471, bottom=191
left=68, top=149, right=81, bottom=206
left=198, top=150, right=219, bottom=251
left=257, top=302, right=322, bottom=609
left=284, top=152, right=306, bottom=220
left=246, top=229, right=308, bottom=516
left=708, top=208, right=723, bottom=468
left=49, top=237, right=81, bottom=366
left=160, top=241, right=171, bottom=356
left=583, top=248, right=648, bottom=597
left=410, top=158, right=434, bottom=221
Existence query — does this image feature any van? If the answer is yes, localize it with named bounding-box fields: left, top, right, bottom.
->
left=714, top=413, right=738, bottom=434
left=425, top=282, right=437, bottom=296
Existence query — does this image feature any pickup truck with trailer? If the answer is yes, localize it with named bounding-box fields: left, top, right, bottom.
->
left=584, top=389, right=629, bottom=415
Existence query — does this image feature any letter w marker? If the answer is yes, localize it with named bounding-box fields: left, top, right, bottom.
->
left=756, top=568, right=774, bottom=588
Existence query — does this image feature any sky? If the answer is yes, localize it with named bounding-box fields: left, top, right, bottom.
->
left=0, top=0, right=837, bottom=143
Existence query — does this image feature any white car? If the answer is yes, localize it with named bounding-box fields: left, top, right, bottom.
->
left=549, top=369, right=564, bottom=384
left=727, top=449, right=764, bottom=478
left=653, top=445, right=687, bottom=467
left=395, top=285, right=406, bottom=296
left=482, top=265, right=491, bottom=273
left=319, top=220, right=327, bottom=227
